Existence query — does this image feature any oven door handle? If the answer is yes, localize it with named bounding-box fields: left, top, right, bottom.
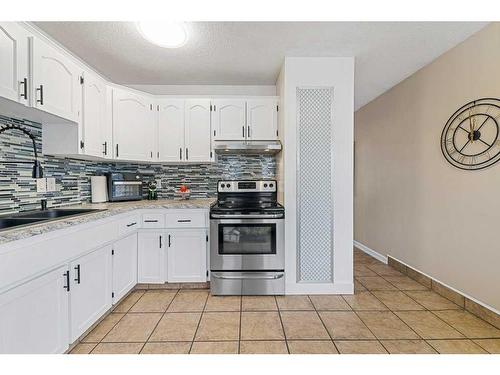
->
left=210, top=214, right=283, bottom=219
left=211, top=272, right=284, bottom=280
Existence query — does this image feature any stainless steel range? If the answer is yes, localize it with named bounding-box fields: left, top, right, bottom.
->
left=210, top=180, right=285, bottom=295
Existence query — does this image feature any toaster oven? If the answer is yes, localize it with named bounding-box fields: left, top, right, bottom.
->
left=106, top=172, right=143, bottom=202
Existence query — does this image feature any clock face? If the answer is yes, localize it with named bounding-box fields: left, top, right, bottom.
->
left=441, top=98, right=500, bottom=170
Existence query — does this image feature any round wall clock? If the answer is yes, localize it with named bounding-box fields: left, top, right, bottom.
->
left=441, top=98, right=500, bottom=170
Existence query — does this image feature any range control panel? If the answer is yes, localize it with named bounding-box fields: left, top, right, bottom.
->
left=218, top=180, right=276, bottom=193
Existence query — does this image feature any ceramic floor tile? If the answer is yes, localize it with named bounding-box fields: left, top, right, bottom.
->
left=239, top=340, right=288, bottom=354
left=357, top=311, right=419, bottom=339
left=194, top=312, right=240, bottom=341
left=242, top=296, right=278, bottom=311
left=129, top=290, right=176, bottom=313
left=167, top=290, right=209, bottom=312
left=354, top=280, right=367, bottom=292
left=309, top=295, right=352, bottom=311
left=372, top=291, right=424, bottom=311
left=91, top=343, right=143, bottom=354
left=276, top=295, right=314, bottom=310
left=335, top=340, right=387, bottom=354
left=280, top=311, right=330, bottom=340
left=319, top=311, right=375, bottom=339
left=113, top=290, right=145, bottom=313
left=287, top=340, right=338, bottom=354
left=190, top=341, right=239, bottom=354
left=240, top=312, right=285, bottom=340
left=149, top=312, right=201, bottom=342
left=102, top=313, right=162, bottom=342
left=356, top=277, right=398, bottom=291
left=405, top=291, right=460, bottom=310
left=382, top=276, right=428, bottom=291
left=204, top=295, right=241, bottom=312
left=342, top=292, right=388, bottom=310
left=140, top=342, right=191, bottom=354
left=427, top=339, right=488, bottom=354
left=434, top=310, right=500, bottom=338
left=394, top=311, right=464, bottom=339
left=69, top=343, right=97, bottom=354
left=473, top=339, right=500, bottom=354
left=380, top=340, right=437, bottom=354
left=366, top=263, right=403, bottom=277
left=354, top=265, right=378, bottom=277
left=81, top=313, right=124, bottom=343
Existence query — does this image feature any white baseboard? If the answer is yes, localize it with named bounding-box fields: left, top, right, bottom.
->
left=353, top=240, right=388, bottom=264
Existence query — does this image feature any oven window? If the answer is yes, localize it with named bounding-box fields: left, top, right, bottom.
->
left=218, top=224, right=276, bottom=255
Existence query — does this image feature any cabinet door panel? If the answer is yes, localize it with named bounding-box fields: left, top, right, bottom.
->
left=82, top=72, right=107, bottom=158
left=113, top=88, right=154, bottom=161
left=32, top=37, right=81, bottom=122
left=212, top=99, right=246, bottom=140
left=247, top=99, right=278, bottom=140
left=112, top=233, right=138, bottom=303
left=185, top=99, right=212, bottom=162
left=158, top=99, right=184, bottom=162
left=138, top=231, right=165, bottom=283
left=70, top=245, right=112, bottom=342
left=0, top=22, right=29, bottom=104
left=167, top=229, right=207, bottom=283
left=0, top=266, right=69, bottom=354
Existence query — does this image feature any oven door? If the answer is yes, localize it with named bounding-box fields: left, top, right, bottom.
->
left=210, top=218, right=284, bottom=271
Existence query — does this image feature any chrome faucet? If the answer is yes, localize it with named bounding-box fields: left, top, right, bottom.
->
left=0, top=123, right=43, bottom=178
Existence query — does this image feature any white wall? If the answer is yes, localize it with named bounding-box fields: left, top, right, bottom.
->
left=280, top=57, right=354, bottom=294
left=126, top=84, right=276, bottom=96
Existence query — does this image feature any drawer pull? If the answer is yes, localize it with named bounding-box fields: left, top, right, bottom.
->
left=144, top=220, right=158, bottom=223
left=177, top=219, right=191, bottom=223
left=126, top=222, right=137, bottom=227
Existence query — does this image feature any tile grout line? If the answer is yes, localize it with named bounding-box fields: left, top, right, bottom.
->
left=309, top=295, right=340, bottom=354
left=276, top=295, right=290, bottom=354
left=139, top=288, right=181, bottom=354
left=188, top=290, right=210, bottom=354
left=238, top=296, right=243, bottom=354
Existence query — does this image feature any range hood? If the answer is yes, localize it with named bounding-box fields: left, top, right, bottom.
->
left=213, top=140, right=282, bottom=154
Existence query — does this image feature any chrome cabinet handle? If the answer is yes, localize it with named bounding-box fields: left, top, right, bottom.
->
left=20, top=78, right=28, bottom=100
left=211, top=273, right=284, bottom=280
left=36, top=85, right=44, bottom=105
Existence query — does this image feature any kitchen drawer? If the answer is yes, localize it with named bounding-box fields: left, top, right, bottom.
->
left=165, top=210, right=207, bottom=228
left=142, top=213, right=165, bottom=229
left=117, top=214, right=141, bottom=236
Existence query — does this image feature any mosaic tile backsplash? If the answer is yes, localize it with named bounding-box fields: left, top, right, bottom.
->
left=0, top=115, right=276, bottom=215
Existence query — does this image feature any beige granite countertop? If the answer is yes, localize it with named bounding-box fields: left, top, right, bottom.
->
left=0, top=198, right=215, bottom=246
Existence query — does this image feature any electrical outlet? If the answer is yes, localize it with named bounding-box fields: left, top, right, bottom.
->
left=36, top=178, right=47, bottom=193
left=46, top=177, right=56, bottom=192
left=156, top=179, right=162, bottom=188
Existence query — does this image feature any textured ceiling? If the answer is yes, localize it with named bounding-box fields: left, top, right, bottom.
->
left=33, top=22, right=487, bottom=109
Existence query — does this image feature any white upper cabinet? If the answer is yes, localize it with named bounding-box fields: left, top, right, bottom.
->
left=0, top=22, right=29, bottom=105
left=32, top=36, right=81, bottom=123
left=158, top=99, right=185, bottom=162
left=113, top=88, right=156, bottom=161
left=185, top=99, right=212, bottom=162
left=246, top=99, right=278, bottom=140
left=69, top=245, right=112, bottom=342
left=81, top=72, right=109, bottom=158
left=212, top=99, right=246, bottom=140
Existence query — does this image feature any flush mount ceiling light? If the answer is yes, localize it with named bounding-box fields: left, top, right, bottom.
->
left=136, top=21, right=188, bottom=48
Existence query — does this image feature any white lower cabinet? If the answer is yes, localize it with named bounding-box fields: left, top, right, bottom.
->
left=0, top=265, right=69, bottom=354
left=138, top=231, right=165, bottom=283
left=112, top=233, right=138, bottom=303
left=69, top=245, right=112, bottom=342
left=167, top=229, right=207, bottom=283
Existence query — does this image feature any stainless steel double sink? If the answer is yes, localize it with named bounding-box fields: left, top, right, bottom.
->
left=0, top=208, right=106, bottom=232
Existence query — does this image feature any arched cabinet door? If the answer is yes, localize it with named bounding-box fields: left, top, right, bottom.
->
left=112, top=88, right=155, bottom=161
left=212, top=99, right=246, bottom=140
left=246, top=99, right=278, bottom=140
left=81, top=72, right=107, bottom=158
left=185, top=99, right=212, bottom=162
left=0, top=22, right=29, bottom=105
left=32, top=36, right=81, bottom=123
left=158, top=99, right=185, bottom=162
